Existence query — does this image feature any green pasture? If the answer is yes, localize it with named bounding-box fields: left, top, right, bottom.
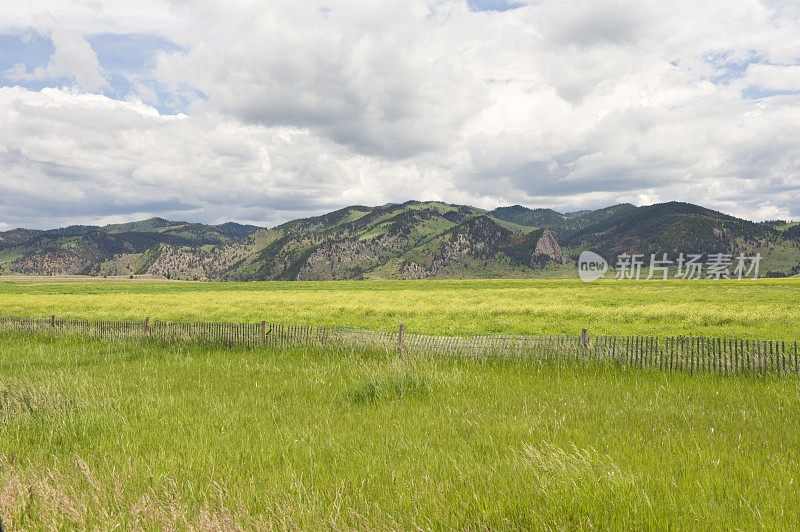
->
left=2, top=333, right=799, bottom=529
left=0, top=278, right=798, bottom=340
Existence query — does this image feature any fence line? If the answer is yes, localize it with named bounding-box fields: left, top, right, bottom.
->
left=0, top=315, right=797, bottom=377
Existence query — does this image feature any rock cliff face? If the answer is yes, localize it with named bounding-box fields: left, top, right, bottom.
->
left=15, top=250, right=86, bottom=276
left=533, top=229, right=569, bottom=265
left=144, top=245, right=208, bottom=280
left=426, top=217, right=508, bottom=274
left=140, top=238, right=260, bottom=281
left=296, top=240, right=380, bottom=280
left=400, top=260, right=429, bottom=280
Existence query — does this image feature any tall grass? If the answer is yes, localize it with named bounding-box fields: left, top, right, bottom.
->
left=1, top=278, right=799, bottom=339
left=2, top=332, right=800, bottom=529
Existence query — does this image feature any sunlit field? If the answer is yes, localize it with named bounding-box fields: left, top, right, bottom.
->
left=0, top=278, right=798, bottom=340
left=2, top=333, right=800, bottom=529
left=2, top=277, right=798, bottom=528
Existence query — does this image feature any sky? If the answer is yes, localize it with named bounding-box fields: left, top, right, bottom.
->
left=0, top=0, right=799, bottom=230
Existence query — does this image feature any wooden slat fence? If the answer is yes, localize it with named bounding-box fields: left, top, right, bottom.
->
left=0, top=316, right=797, bottom=377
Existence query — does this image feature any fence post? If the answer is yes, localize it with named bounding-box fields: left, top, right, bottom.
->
left=144, top=317, right=150, bottom=338
left=260, top=321, right=267, bottom=347
left=50, top=315, right=56, bottom=329
left=581, top=328, right=589, bottom=358
left=398, top=323, right=405, bottom=359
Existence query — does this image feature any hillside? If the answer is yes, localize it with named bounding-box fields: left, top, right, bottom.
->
left=133, top=201, right=569, bottom=281
left=1, top=201, right=798, bottom=280
left=0, top=219, right=259, bottom=277
left=491, top=202, right=800, bottom=277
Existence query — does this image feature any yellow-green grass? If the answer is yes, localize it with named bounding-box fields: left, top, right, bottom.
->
left=0, top=278, right=798, bottom=340
left=2, top=333, right=799, bottom=529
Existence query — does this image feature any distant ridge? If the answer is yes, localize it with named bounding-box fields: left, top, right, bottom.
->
left=1, top=201, right=798, bottom=280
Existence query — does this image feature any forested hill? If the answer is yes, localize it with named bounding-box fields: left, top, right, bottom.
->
left=1, top=201, right=798, bottom=280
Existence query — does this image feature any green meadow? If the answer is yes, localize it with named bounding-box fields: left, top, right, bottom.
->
left=2, top=278, right=799, bottom=528
left=0, top=277, right=798, bottom=340
left=2, top=333, right=800, bottom=529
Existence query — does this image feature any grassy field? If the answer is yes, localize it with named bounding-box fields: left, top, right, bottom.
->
left=2, top=278, right=798, bottom=528
left=2, top=332, right=800, bottom=529
left=0, top=277, right=798, bottom=340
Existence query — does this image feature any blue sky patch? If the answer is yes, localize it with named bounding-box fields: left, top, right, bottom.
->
left=702, top=50, right=763, bottom=85
left=0, top=32, right=54, bottom=77
left=0, top=33, right=60, bottom=91
left=88, top=33, right=184, bottom=73
left=467, top=0, right=525, bottom=12
left=742, top=86, right=800, bottom=100
left=0, top=30, right=195, bottom=114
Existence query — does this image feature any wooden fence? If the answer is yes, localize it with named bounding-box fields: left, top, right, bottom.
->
left=0, top=316, right=797, bottom=377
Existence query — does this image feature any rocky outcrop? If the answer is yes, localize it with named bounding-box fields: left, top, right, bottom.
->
left=533, top=229, right=569, bottom=265
left=296, top=240, right=380, bottom=280
left=145, top=245, right=208, bottom=280
left=400, top=260, right=429, bottom=279
left=15, top=251, right=86, bottom=276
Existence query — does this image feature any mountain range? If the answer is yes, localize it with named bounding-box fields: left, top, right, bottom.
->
left=1, top=201, right=798, bottom=280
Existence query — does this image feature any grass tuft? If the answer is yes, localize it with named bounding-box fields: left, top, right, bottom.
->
left=0, top=380, right=75, bottom=419
left=347, top=362, right=434, bottom=404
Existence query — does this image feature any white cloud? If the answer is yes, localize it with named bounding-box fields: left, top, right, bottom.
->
left=0, top=0, right=799, bottom=229
left=7, top=30, right=108, bottom=90
left=750, top=201, right=792, bottom=221
left=744, top=64, right=800, bottom=91
left=152, top=0, right=487, bottom=158
left=0, top=87, right=458, bottom=228
left=0, top=0, right=183, bottom=36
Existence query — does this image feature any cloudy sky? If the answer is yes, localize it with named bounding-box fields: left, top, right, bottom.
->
left=1, top=0, right=799, bottom=230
